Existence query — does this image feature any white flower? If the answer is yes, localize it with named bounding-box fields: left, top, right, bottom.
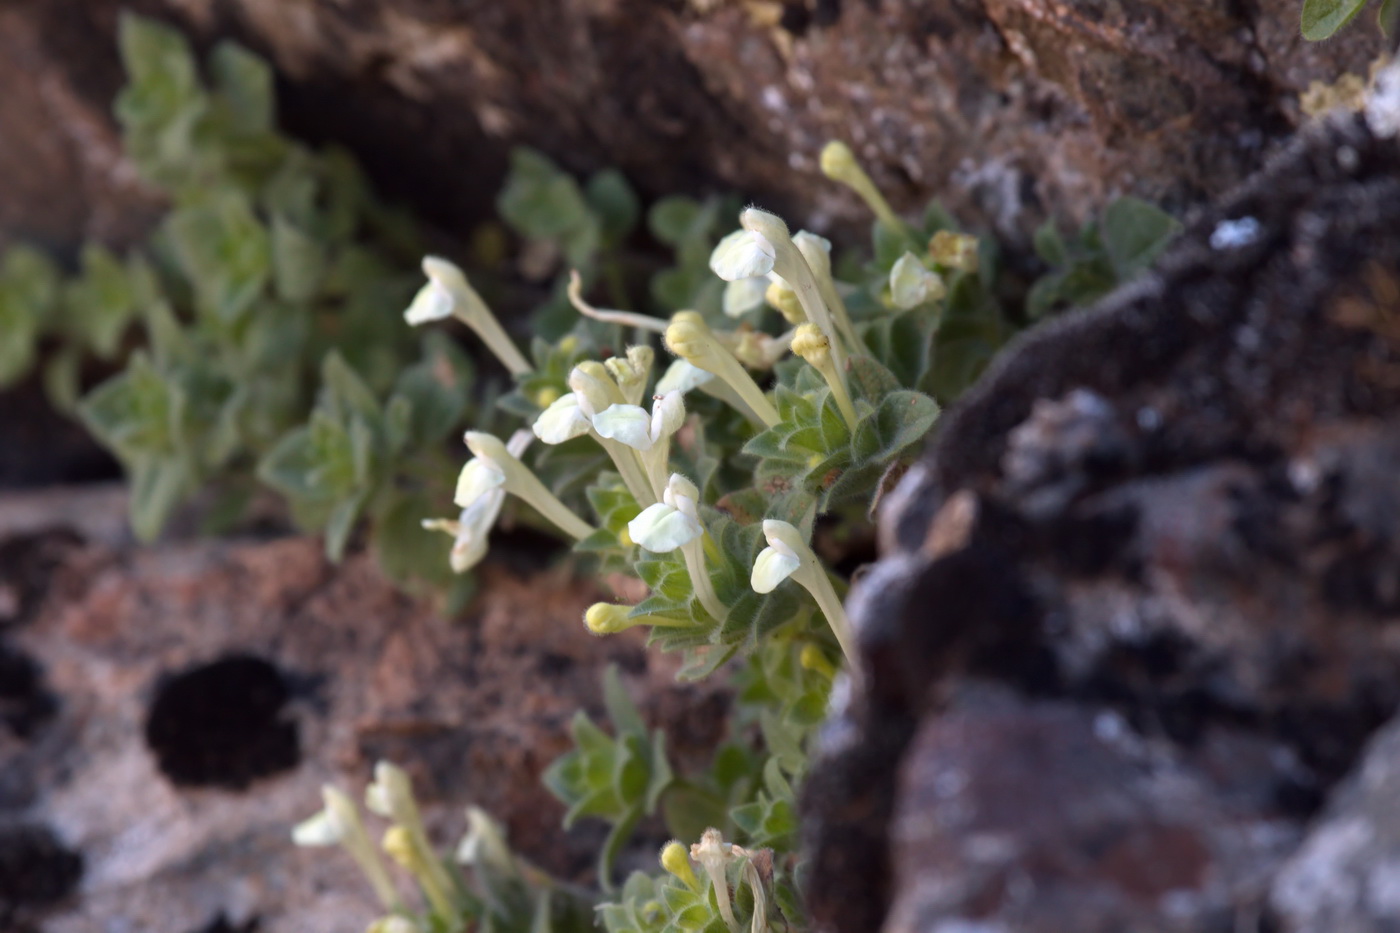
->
left=291, top=787, right=353, bottom=847
left=656, top=359, right=714, bottom=395
left=367, top=918, right=423, bottom=933
left=628, top=473, right=703, bottom=552
left=453, top=448, right=507, bottom=507
left=889, top=251, right=947, bottom=310
left=592, top=391, right=684, bottom=453
left=723, top=276, right=769, bottom=317
left=709, top=229, right=776, bottom=281
left=403, top=256, right=467, bottom=325
left=532, top=393, right=591, bottom=445
left=604, top=346, right=655, bottom=405
left=365, top=761, right=414, bottom=822
left=568, top=362, right=622, bottom=418
left=792, top=230, right=833, bottom=278
left=751, top=519, right=804, bottom=593
left=428, top=431, right=532, bottom=572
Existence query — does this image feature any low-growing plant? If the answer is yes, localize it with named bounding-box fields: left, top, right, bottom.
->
left=293, top=142, right=1176, bottom=930
left=0, top=14, right=1180, bottom=932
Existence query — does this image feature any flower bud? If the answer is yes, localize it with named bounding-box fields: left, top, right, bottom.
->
left=765, top=280, right=806, bottom=324
left=790, top=323, right=831, bottom=367
left=929, top=230, right=980, bottom=273
left=660, top=840, right=701, bottom=892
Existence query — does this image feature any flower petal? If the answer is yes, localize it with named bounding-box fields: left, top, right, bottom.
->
left=291, top=809, right=342, bottom=847
left=592, top=404, right=655, bottom=451
left=656, top=360, right=714, bottom=395
left=650, top=391, right=686, bottom=442
left=450, top=490, right=505, bottom=573
left=532, top=393, right=592, bottom=444
left=454, top=457, right=505, bottom=507
left=890, top=251, right=947, bottom=310
left=403, top=280, right=454, bottom=325
left=751, top=545, right=801, bottom=593
left=628, top=502, right=702, bottom=552
left=709, top=229, right=776, bottom=281
left=722, top=276, right=769, bottom=317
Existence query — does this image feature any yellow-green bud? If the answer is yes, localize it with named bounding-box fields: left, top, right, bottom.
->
left=799, top=643, right=837, bottom=679
left=790, top=323, right=831, bottom=367
left=534, top=386, right=562, bottom=408
left=664, top=313, right=715, bottom=367
left=819, top=140, right=860, bottom=185
left=660, top=841, right=701, bottom=891
left=382, top=826, right=417, bottom=870
left=929, top=231, right=980, bottom=273
left=584, top=603, right=637, bottom=635
left=765, top=281, right=806, bottom=324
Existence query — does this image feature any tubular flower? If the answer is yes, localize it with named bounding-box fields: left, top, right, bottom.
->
left=628, top=473, right=703, bottom=553
left=292, top=786, right=400, bottom=910
left=791, top=323, right=858, bottom=429
left=690, top=829, right=740, bottom=931
left=404, top=256, right=531, bottom=375
left=739, top=208, right=853, bottom=379
left=423, top=431, right=532, bottom=573
left=819, top=140, right=912, bottom=241
left=665, top=312, right=780, bottom=427
left=751, top=519, right=861, bottom=679
left=890, top=251, right=947, bottom=310
left=563, top=361, right=659, bottom=505
left=456, top=431, right=595, bottom=541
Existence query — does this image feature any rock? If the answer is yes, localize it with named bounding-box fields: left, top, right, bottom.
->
left=804, top=113, right=1400, bottom=931
left=0, top=486, right=725, bottom=931
left=0, top=1, right=1387, bottom=257
left=1271, top=714, right=1400, bottom=932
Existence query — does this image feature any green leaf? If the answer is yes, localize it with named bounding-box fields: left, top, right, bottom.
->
left=1382, top=0, right=1399, bottom=32
left=270, top=214, right=326, bottom=302
left=1301, top=0, right=1370, bottom=37
left=64, top=245, right=136, bottom=358
left=129, top=456, right=190, bottom=542
left=165, top=192, right=271, bottom=323
left=602, top=665, right=647, bottom=737
left=324, top=492, right=366, bottom=561
left=587, top=170, right=641, bottom=244
left=498, top=148, right=591, bottom=241
left=1033, top=220, right=1068, bottom=267
left=647, top=196, right=703, bottom=246
left=1100, top=196, right=1181, bottom=280
left=209, top=40, right=274, bottom=135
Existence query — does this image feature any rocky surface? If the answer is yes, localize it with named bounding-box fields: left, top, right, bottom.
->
left=0, top=485, right=723, bottom=932
left=804, top=105, right=1400, bottom=931
left=0, top=0, right=1387, bottom=259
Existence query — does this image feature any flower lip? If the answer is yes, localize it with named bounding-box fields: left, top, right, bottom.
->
left=532, top=392, right=592, bottom=445
left=656, top=360, right=714, bottom=395
left=723, top=276, right=770, bottom=317
left=709, top=229, right=776, bottom=281
left=627, top=472, right=703, bottom=552
left=890, top=251, right=947, bottom=310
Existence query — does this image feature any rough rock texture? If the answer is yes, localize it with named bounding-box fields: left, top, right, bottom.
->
left=0, top=485, right=724, bottom=932
left=803, top=110, right=1400, bottom=932
left=0, top=0, right=1387, bottom=258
